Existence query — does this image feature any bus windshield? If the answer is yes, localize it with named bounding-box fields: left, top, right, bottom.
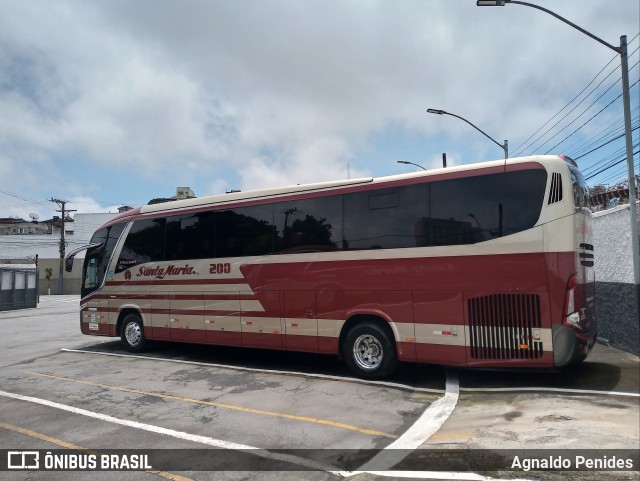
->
left=81, top=223, right=126, bottom=298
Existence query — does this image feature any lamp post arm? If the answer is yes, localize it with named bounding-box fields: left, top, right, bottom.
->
left=444, top=111, right=505, bottom=152
left=508, top=0, right=620, bottom=53
left=397, top=160, right=427, bottom=171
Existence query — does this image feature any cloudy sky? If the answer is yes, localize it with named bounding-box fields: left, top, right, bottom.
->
left=1, top=0, right=638, bottom=221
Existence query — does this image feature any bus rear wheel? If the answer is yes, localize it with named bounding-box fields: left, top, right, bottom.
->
left=342, top=321, right=397, bottom=379
left=120, top=313, right=147, bottom=352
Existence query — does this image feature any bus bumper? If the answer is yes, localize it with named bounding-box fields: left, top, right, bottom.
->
left=552, top=324, right=597, bottom=367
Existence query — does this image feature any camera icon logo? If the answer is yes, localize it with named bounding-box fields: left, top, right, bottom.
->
left=7, top=451, right=39, bottom=469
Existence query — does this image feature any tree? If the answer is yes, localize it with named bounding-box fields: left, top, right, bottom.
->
left=45, top=267, right=53, bottom=295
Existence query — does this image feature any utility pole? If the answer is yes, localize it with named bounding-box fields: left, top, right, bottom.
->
left=50, top=198, right=76, bottom=295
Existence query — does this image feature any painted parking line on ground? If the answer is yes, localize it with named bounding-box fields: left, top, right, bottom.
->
left=357, top=471, right=532, bottom=480
left=0, top=420, right=195, bottom=481
left=459, top=386, right=640, bottom=398
left=0, top=390, right=347, bottom=475
left=351, top=371, right=534, bottom=480
left=0, top=420, right=85, bottom=450
left=4, top=371, right=531, bottom=480
left=60, top=348, right=640, bottom=398
left=60, top=347, right=446, bottom=394
left=26, top=370, right=396, bottom=439
left=356, top=370, right=460, bottom=472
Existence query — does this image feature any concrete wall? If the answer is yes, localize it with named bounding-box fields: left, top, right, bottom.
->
left=0, top=212, right=119, bottom=295
left=38, top=258, right=83, bottom=295
left=593, top=203, right=639, bottom=356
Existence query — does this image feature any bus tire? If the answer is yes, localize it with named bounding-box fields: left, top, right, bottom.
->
left=342, top=321, right=397, bottom=379
left=120, top=313, right=147, bottom=352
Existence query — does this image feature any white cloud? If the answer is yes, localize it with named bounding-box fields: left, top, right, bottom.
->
left=0, top=0, right=638, bottom=219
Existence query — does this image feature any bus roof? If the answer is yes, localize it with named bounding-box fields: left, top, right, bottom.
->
left=112, top=154, right=566, bottom=222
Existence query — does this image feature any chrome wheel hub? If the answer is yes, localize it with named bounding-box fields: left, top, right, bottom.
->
left=124, top=322, right=141, bottom=346
left=353, top=334, right=383, bottom=371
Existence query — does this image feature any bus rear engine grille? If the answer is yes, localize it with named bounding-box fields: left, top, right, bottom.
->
left=468, top=294, right=543, bottom=360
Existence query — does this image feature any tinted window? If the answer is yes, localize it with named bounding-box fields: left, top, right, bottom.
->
left=274, top=196, right=343, bottom=254
left=215, top=205, right=274, bottom=258
left=568, top=164, right=590, bottom=211
left=165, top=212, right=215, bottom=261
left=82, top=223, right=126, bottom=296
left=117, top=218, right=165, bottom=271
left=427, top=170, right=547, bottom=246
left=344, top=184, right=428, bottom=250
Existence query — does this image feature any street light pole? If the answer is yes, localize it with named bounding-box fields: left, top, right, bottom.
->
left=477, top=0, right=640, bottom=309
left=427, top=108, right=508, bottom=160
left=620, top=35, right=640, bottom=303
left=397, top=160, right=427, bottom=171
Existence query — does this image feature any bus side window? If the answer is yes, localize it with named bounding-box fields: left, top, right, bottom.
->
left=116, top=218, right=166, bottom=272
left=343, top=184, right=427, bottom=250
left=165, top=213, right=213, bottom=261
left=274, top=196, right=343, bottom=254
left=215, top=206, right=274, bottom=258
left=427, top=170, right=546, bottom=246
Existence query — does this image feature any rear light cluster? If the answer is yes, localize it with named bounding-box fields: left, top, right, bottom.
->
left=563, top=274, right=582, bottom=330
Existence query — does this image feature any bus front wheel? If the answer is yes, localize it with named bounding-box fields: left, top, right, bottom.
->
left=342, top=321, right=397, bottom=379
left=120, top=314, right=147, bottom=352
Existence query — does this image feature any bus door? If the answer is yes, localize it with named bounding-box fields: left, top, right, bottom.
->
left=241, top=290, right=282, bottom=350
left=414, top=291, right=466, bottom=366
left=170, top=292, right=205, bottom=343
left=79, top=243, right=114, bottom=336
left=283, top=291, right=318, bottom=352
left=147, top=288, right=171, bottom=341
left=204, top=293, right=242, bottom=346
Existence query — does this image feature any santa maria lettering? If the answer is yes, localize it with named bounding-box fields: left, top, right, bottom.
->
left=136, top=264, right=197, bottom=279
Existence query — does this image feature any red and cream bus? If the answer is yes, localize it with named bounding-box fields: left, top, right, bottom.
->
left=66, top=154, right=596, bottom=378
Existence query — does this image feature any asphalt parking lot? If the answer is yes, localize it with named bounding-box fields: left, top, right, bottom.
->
left=0, top=296, right=638, bottom=481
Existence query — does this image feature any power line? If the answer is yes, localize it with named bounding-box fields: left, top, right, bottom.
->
left=513, top=34, right=639, bottom=159
left=540, top=72, right=638, bottom=154
left=0, top=189, right=50, bottom=207
left=582, top=145, right=628, bottom=176
left=567, top=108, right=639, bottom=158
left=573, top=129, right=633, bottom=160
left=585, top=146, right=640, bottom=181
left=510, top=52, right=621, bottom=156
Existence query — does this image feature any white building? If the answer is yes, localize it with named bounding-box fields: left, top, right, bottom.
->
left=0, top=213, right=118, bottom=261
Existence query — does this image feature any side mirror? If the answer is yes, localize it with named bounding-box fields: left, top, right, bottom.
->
left=64, top=242, right=104, bottom=272
left=65, top=255, right=75, bottom=272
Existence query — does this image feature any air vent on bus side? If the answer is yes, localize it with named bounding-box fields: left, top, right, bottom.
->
left=547, top=172, right=563, bottom=205
left=468, top=294, right=543, bottom=360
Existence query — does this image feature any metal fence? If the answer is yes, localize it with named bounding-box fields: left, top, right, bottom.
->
left=0, top=267, right=39, bottom=311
